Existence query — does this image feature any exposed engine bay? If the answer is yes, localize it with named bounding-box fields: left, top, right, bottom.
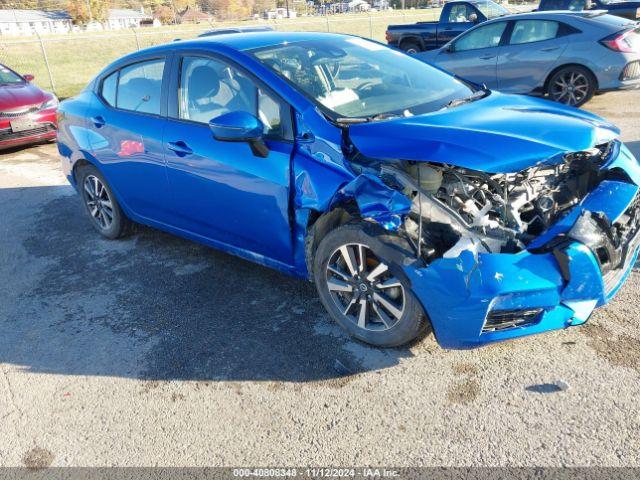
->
left=361, top=142, right=620, bottom=261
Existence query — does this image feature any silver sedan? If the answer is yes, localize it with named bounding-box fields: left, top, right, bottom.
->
left=418, top=11, right=640, bottom=106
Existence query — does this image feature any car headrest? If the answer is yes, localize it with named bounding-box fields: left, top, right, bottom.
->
left=188, top=65, right=220, bottom=100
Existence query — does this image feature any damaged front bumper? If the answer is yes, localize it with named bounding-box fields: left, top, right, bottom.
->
left=403, top=143, right=640, bottom=349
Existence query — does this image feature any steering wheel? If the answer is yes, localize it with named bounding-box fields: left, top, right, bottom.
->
left=355, top=81, right=378, bottom=92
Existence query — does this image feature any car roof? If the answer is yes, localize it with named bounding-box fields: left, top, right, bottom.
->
left=482, top=9, right=619, bottom=22
left=148, top=31, right=354, bottom=54
left=198, top=25, right=274, bottom=36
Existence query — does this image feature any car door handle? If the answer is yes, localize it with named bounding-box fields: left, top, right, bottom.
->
left=541, top=46, right=559, bottom=52
left=167, top=141, right=193, bottom=156
left=479, top=54, right=496, bottom=60
left=91, top=116, right=106, bottom=128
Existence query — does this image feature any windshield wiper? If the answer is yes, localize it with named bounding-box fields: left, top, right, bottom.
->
left=335, top=112, right=404, bottom=125
left=443, top=88, right=489, bottom=109
left=335, top=117, right=370, bottom=124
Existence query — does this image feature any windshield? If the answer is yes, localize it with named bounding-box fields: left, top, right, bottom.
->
left=250, top=37, right=474, bottom=119
left=475, top=0, right=509, bottom=18
left=0, top=65, right=24, bottom=84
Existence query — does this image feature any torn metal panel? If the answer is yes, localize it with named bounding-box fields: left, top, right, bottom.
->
left=332, top=174, right=412, bottom=231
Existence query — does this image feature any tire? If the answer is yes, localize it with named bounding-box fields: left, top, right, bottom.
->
left=399, top=40, right=421, bottom=54
left=547, top=65, right=596, bottom=108
left=313, top=223, right=430, bottom=348
left=76, top=164, right=132, bottom=239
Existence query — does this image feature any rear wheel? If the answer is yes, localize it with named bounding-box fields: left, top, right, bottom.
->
left=547, top=65, right=595, bottom=107
left=399, top=40, right=421, bottom=54
left=76, top=164, right=132, bottom=239
left=313, top=223, right=429, bottom=347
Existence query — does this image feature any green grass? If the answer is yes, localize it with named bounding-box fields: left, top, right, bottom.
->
left=0, top=7, right=532, bottom=98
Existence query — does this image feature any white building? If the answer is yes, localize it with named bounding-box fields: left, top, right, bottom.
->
left=263, top=8, right=298, bottom=19
left=348, top=0, right=371, bottom=11
left=0, top=9, right=72, bottom=36
left=102, top=9, right=153, bottom=30
left=0, top=8, right=153, bottom=36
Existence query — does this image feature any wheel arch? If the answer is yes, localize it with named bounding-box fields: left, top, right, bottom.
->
left=543, top=63, right=599, bottom=93
left=304, top=204, right=359, bottom=281
left=398, top=35, right=424, bottom=51
left=72, top=158, right=94, bottom=184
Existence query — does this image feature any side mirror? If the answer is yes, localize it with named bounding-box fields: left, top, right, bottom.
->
left=23, top=74, right=34, bottom=82
left=209, top=111, right=269, bottom=158
left=445, top=43, right=455, bottom=53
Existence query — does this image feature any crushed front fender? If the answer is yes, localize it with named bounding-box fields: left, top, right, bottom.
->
left=403, top=148, right=640, bottom=349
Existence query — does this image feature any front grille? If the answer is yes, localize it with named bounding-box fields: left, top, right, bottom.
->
left=482, top=308, right=543, bottom=333
left=0, top=105, right=40, bottom=118
left=621, top=61, right=640, bottom=81
left=0, top=124, right=55, bottom=142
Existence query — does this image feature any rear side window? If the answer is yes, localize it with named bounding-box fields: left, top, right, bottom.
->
left=510, top=20, right=560, bottom=44
left=101, top=71, right=118, bottom=107
left=100, top=59, right=165, bottom=115
left=117, top=59, right=165, bottom=114
left=540, top=0, right=567, bottom=9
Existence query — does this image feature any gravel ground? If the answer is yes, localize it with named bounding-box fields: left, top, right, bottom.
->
left=0, top=90, right=639, bottom=468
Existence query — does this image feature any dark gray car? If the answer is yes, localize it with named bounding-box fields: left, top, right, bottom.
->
left=418, top=11, right=640, bottom=106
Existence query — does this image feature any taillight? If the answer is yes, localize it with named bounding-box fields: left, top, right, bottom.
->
left=385, top=30, right=392, bottom=42
left=636, top=7, right=640, bottom=19
left=600, top=28, right=640, bottom=53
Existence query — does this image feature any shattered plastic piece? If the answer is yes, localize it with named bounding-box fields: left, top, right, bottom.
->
left=334, top=174, right=411, bottom=231
left=554, top=380, right=570, bottom=391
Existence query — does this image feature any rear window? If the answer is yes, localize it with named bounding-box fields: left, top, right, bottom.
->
left=584, top=13, right=638, bottom=29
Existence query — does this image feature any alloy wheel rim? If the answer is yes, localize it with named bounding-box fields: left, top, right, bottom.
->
left=551, top=71, right=589, bottom=106
left=83, top=175, right=114, bottom=230
left=325, top=243, right=405, bottom=332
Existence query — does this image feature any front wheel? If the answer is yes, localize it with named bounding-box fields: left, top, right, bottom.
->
left=547, top=66, right=595, bottom=107
left=313, top=223, right=430, bottom=347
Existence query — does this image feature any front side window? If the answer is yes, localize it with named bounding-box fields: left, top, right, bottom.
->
left=568, top=0, right=588, bottom=9
left=251, top=37, right=474, bottom=120
left=0, top=65, right=25, bottom=84
left=178, top=56, right=291, bottom=139
left=453, top=21, right=508, bottom=51
left=115, top=59, right=165, bottom=115
left=510, top=20, right=560, bottom=44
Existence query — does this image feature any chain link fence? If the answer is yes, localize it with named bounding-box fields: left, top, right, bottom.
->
left=0, top=5, right=534, bottom=99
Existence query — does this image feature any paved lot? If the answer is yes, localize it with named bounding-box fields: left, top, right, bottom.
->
left=1, top=90, right=639, bottom=468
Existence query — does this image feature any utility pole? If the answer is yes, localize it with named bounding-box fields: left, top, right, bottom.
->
left=86, top=0, right=93, bottom=22
left=285, top=0, right=290, bottom=18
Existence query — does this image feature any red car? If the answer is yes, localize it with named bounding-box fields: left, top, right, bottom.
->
left=0, top=63, right=58, bottom=151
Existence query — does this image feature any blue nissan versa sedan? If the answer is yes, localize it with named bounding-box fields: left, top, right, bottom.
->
left=57, top=32, right=640, bottom=348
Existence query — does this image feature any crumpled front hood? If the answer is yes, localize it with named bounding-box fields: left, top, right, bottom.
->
left=348, top=92, right=620, bottom=173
